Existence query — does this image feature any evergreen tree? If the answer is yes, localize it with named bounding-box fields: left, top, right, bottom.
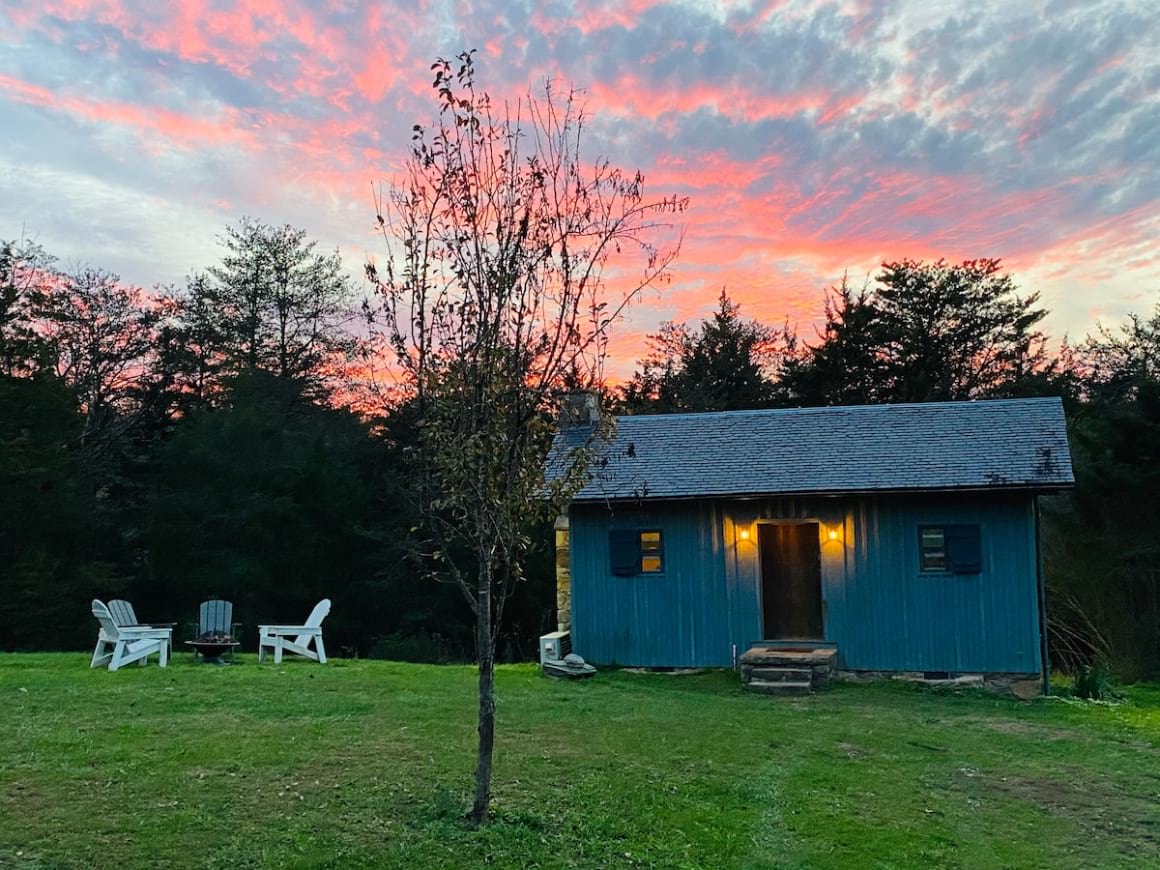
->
left=1044, top=304, right=1160, bottom=678
left=621, top=289, right=781, bottom=412
left=875, top=258, right=1049, bottom=401
left=779, top=277, right=884, bottom=406
left=783, top=260, right=1052, bottom=406
left=0, top=238, right=55, bottom=377
left=165, top=219, right=357, bottom=397
left=0, top=373, right=131, bottom=650
left=153, top=273, right=225, bottom=416
left=137, top=371, right=388, bottom=650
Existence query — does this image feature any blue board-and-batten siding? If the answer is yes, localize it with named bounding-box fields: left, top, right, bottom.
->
left=570, top=501, right=731, bottom=667
left=569, top=492, right=1043, bottom=674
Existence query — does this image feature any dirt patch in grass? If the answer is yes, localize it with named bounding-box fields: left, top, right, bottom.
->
left=963, top=770, right=1160, bottom=859
left=0, top=780, right=54, bottom=822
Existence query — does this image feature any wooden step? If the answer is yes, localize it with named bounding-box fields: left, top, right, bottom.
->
left=747, top=679, right=812, bottom=695
left=748, top=667, right=813, bottom=683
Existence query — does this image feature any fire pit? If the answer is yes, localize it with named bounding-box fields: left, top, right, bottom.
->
left=185, top=632, right=240, bottom=665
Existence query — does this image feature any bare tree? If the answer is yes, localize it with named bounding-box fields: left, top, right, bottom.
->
left=367, top=51, right=685, bottom=824
left=36, top=266, right=159, bottom=456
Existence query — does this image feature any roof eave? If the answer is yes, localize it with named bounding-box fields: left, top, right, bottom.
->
left=570, top=481, right=1076, bottom=504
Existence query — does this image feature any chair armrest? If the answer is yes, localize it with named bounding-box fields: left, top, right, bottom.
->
left=120, top=627, right=172, bottom=639
left=259, top=625, right=315, bottom=634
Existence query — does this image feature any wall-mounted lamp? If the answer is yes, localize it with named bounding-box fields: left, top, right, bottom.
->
left=739, top=528, right=751, bottom=541
left=827, top=528, right=839, bottom=542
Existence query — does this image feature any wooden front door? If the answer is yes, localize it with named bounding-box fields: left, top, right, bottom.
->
left=759, top=522, right=824, bottom=640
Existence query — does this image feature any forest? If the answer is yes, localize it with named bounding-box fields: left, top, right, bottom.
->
left=2, top=227, right=1158, bottom=678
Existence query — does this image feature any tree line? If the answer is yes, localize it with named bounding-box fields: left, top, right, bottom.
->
left=4, top=226, right=1156, bottom=678
left=0, top=223, right=559, bottom=663
left=3, top=228, right=1157, bottom=678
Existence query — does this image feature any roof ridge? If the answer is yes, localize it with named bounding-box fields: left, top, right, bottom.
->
left=613, top=396, right=1063, bottom=423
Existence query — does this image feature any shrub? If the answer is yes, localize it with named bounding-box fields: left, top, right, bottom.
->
left=366, top=631, right=467, bottom=663
left=1072, top=660, right=1119, bottom=701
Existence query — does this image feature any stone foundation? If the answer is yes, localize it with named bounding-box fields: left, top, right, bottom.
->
left=834, top=670, right=1044, bottom=698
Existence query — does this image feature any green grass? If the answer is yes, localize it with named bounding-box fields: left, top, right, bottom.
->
left=1, top=655, right=1158, bottom=869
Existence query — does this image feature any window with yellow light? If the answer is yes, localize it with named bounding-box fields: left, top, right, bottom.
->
left=639, top=530, right=664, bottom=573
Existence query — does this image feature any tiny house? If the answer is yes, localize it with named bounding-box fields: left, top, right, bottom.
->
left=547, top=397, right=1073, bottom=692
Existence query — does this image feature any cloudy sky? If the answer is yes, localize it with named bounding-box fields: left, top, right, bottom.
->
left=2, top=0, right=1158, bottom=373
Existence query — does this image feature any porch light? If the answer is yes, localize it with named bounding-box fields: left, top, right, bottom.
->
left=827, top=528, right=839, bottom=541
left=739, top=528, right=751, bottom=541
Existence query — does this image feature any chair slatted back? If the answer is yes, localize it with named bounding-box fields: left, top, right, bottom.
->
left=199, top=600, right=233, bottom=635
left=92, top=600, right=122, bottom=640
left=304, top=599, right=331, bottom=628
left=107, top=600, right=138, bottom=627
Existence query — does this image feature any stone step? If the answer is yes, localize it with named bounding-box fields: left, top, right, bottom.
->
left=747, top=679, right=812, bottom=696
left=739, top=646, right=838, bottom=670
left=748, top=667, right=813, bottom=683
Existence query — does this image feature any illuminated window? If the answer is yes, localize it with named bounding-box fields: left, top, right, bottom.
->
left=640, top=530, right=664, bottom=573
left=609, top=529, right=664, bottom=576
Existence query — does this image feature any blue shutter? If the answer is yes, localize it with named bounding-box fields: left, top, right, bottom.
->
left=609, top=530, right=640, bottom=576
left=945, top=524, right=982, bottom=574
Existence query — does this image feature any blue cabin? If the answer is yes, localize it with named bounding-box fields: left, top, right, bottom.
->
left=547, top=397, right=1073, bottom=686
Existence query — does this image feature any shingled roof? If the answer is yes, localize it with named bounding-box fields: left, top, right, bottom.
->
left=548, top=397, right=1074, bottom=502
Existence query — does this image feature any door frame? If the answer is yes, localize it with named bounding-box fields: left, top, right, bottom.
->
left=755, top=518, right=826, bottom=642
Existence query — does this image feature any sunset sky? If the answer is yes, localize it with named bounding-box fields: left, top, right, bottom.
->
left=2, top=0, right=1158, bottom=374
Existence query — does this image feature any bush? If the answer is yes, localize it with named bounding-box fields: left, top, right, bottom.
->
left=366, top=631, right=468, bottom=664
left=1072, top=660, right=1119, bottom=701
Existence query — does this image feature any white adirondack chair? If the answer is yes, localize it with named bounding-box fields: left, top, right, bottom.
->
left=107, top=599, right=140, bottom=628
left=90, top=600, right=172, bottom=670
left=258, top=599, right=330, bottom=664
left=188, top=599, right=242, bottom=661
left=107, top=598, right=174, bottom=657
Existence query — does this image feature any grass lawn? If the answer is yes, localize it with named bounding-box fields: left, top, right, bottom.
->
left=1, top=655, right=1158, bottom=869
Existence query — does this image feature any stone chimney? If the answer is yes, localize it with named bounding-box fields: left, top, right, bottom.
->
left=554, top=392, right=597, bottom=633
left=554, top=514, right=571, bottom=633
left=559, top=390, right=601, bottom=428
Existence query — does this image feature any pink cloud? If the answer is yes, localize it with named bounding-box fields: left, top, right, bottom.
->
left=573, top=0, right=669, bottom=35
left=3, top=0, right=1154, bottom=378
left=588, top=75, right=864, bottom=124
left=0, top=73, right=258, bottom=149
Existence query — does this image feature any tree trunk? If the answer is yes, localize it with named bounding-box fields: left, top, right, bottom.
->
left=469, top=565, right=496, bottom=825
